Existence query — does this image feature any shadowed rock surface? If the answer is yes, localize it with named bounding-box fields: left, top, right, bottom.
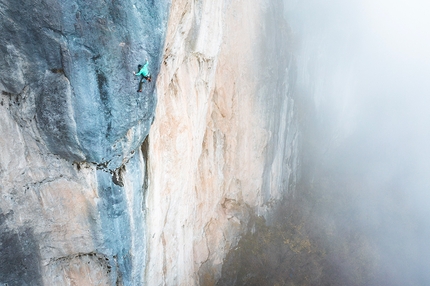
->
left=0, top=212, right=43, bottom=286
left=1, top=0, right=169, bottom=169
left=0, top=0, right=169, bottom=285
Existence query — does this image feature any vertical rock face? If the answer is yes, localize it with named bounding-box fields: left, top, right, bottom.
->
left=0, top=0, right=169, bottom=285
left=146, top=0, right=298, bottom=284
left=1, top=0, right=297, bottom=285
left=1, top=0, right=169, bottom=168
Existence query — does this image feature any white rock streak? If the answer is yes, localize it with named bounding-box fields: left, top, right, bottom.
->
left=146, top=0, right=298, bottom=284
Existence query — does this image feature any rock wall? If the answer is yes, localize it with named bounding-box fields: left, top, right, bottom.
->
left=0, top=0, right=169, bottom=168
left=0, top=0, right=169, bottom=285
left=146, top=0, right=298, bottom=284
left=0, top=0, right=297, bottom=285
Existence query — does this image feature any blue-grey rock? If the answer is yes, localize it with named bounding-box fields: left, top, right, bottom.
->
left=0, top=0, right=170, bottom=169
left=0, top=211, right=43, bottom=286
left=0, top=0, right=170, bottom=285
left=96, top=149, right=146, bottom=285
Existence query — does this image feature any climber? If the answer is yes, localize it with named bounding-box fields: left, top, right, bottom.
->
left=133, top=59, right=152, bottom=92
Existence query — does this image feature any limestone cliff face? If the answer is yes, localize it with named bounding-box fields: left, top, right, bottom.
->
left=0, top=0, right=297, bottom=285
left=0, top=0, right=169, bottom=285
left=1, top=0, right=168, bottom=168
left=147, top=0, right=298, bottom=284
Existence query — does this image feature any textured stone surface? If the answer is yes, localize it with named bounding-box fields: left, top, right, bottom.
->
left=0, top=102, right=149, bottom=285
left=0, top=0, right=169, bottom=169
left=146, top=0, right=298, bottom=284
left=0, top=0, right=169, bottom=285
left=1, top=0, right=298, bottom=285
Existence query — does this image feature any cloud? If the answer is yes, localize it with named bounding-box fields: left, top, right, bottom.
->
left=285, top=0, right=430, bottom=284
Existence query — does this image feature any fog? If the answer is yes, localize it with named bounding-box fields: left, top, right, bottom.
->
left=286, top=0, right=430, bottom=284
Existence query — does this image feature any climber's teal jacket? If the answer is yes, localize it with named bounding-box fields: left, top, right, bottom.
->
left=136, top=61, right=150, bottom=77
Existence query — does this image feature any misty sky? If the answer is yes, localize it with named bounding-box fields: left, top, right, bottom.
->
left=284, top=0, right=430, bottom=284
